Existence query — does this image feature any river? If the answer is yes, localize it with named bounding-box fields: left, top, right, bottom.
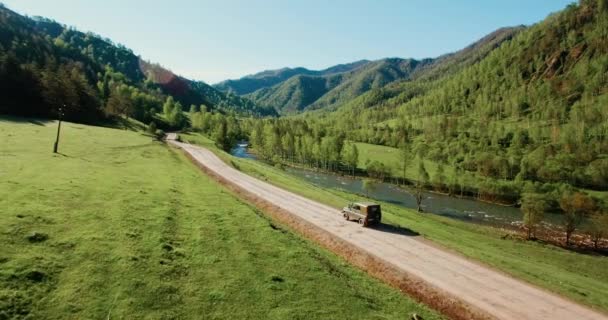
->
left=230, top=143, right=565, bottom=228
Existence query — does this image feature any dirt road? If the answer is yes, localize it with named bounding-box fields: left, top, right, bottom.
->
left=169, top=137, right=607, bottom=320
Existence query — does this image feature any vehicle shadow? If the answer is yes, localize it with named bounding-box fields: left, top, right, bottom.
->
left=370, top=222, right=420, bottom=237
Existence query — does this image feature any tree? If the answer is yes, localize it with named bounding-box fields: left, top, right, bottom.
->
left=520, top=193, right=548, bottom=240
left=599, top=0, right=608, bottom=13
left=167, top=102, right=186, bottom=128
left=432, top=163, right=446, bottom=192
left=282, top=132, right=295, bottom=161
left=250, top=122, right=264, bottom=150
left=588, top=210, right=608, bottom=249
left=214, top=118, right=231, bottom=151
left=362, top=178, right=377, bottom=197
left=559, top=192, right=595, bottom=245
left=398, top=140, right=410, bottom=184
left=342, top=143, right=359, bottom=177
left=447, top=165, right=460, bottom=196
left=147, top=121, right=157, bottom=135
left=367, top=161, right=389, bottom=180
left=105, top=85, right=133, bottom=117
left=163, top=96, right=175, bottom=115
left=415, top=160, right=429, bottom=212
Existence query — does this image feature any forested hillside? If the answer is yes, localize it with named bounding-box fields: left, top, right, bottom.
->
left=243, top=0, right=608, bottom=208
left=244, top=72, right=347, bottom=113
left=217, top=26, right=523, bottom=114
left=0, top=5, right=275, bottom=127
left=242, top=58, right=431, bottom=114
left=214, top=60, right=369, bottom=95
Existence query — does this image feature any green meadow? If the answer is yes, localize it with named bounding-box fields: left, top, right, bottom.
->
left=0, top=118, right=441, bottom=319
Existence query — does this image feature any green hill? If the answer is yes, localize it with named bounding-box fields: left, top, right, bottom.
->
left=241, top=58, right=430, bottom=114
left=218, top=26, right=521, bottom=114
left=213, top=60, right=369, bottom=95
left=244, top=73, right=345, bottom=113
left=245, top=0, right=608, bottom=202
left=0, top=5, right=275, bottom=125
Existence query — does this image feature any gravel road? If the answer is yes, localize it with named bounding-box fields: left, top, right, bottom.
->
left=169, top=136, right=607, bottom=320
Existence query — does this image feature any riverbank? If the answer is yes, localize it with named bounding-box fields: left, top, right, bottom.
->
left=235, top=143, right=606, bottom=251
left=285, top=163, right=607, bottom=252
left=232, top=144, right=566, bottom=227
left=243, top=143, right=523, bottom=206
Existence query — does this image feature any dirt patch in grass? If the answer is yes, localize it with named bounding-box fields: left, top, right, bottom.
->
left=26, top=232, right=49, bottom=243
left=181, top=150, right=493, bottom=320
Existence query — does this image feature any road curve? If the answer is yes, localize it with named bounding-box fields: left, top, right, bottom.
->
left=169, top=136, right=607, bottom=320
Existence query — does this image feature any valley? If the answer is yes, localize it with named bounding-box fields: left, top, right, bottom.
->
left=1, top=0, right=608, bottom=319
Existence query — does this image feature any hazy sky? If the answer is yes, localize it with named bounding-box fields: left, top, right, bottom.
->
left=3, top=0, right=573, bottom=84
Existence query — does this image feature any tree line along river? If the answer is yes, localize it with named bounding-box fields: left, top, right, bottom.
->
left=230, top=143, right=568, bottom=228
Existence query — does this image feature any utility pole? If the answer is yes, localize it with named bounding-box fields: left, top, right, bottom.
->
left=53, top=105, right=64, bottom=153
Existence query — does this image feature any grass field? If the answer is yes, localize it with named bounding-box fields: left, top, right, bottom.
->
left=353, top=142, right=453, bottom=180
left=0, top=118, right=442, bottom=319
left=181, top=132, right=608, bottom=312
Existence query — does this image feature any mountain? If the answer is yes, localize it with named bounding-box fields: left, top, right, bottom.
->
left=237, top=58, right=432, bottom=114
left=217, top=26, right=523, bottom=114
left=303, top=58, right=431, bottom=112
left=0, top=4, right=275, bottom=125
left=411, top=26, right=525, bottom=81
left=214, top=60, right=369, bottom=95
left=312, top=25, right=525, bottom=118
left=258, top=0, right=608, bottom=197
left=140, top=61, right=274, bottom=116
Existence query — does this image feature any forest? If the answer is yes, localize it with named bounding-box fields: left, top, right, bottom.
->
left=0, top=4, right=275, bottom=129
left=237, top=0, right=608, bottom=195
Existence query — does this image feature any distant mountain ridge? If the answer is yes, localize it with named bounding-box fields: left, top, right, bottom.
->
left=214, top=26, right=523, bottom=114
left=214, top=60, right=370, bottom=95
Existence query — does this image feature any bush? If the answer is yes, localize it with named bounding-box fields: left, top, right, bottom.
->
left=147, top=121, right=157, bottom=135
left=155, top=129, right=165, bottom=141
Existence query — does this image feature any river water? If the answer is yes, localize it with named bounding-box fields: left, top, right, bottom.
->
left=230, top=143, right=565, bottom=227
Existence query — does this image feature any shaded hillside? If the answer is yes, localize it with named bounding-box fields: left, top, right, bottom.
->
left=140, top=61, right=276, bottom=116
left=0, top=5, right=274, bottom=124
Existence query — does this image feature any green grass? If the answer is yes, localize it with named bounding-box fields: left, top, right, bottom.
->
left=353, top=142, right=453, bottom=179
left=181, top=132, right=608, bottom=312
left=0, top=118, right=442, bottom=319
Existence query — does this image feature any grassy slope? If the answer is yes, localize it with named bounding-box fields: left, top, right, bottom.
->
left=354, top=142, right=452, bottom=179
left=0, top=118, right=441, bottom=320
left=182, top=132, right=608, bottom=312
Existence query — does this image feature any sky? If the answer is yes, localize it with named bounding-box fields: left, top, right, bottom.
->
left=3, top=0, right=574, bottom=84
